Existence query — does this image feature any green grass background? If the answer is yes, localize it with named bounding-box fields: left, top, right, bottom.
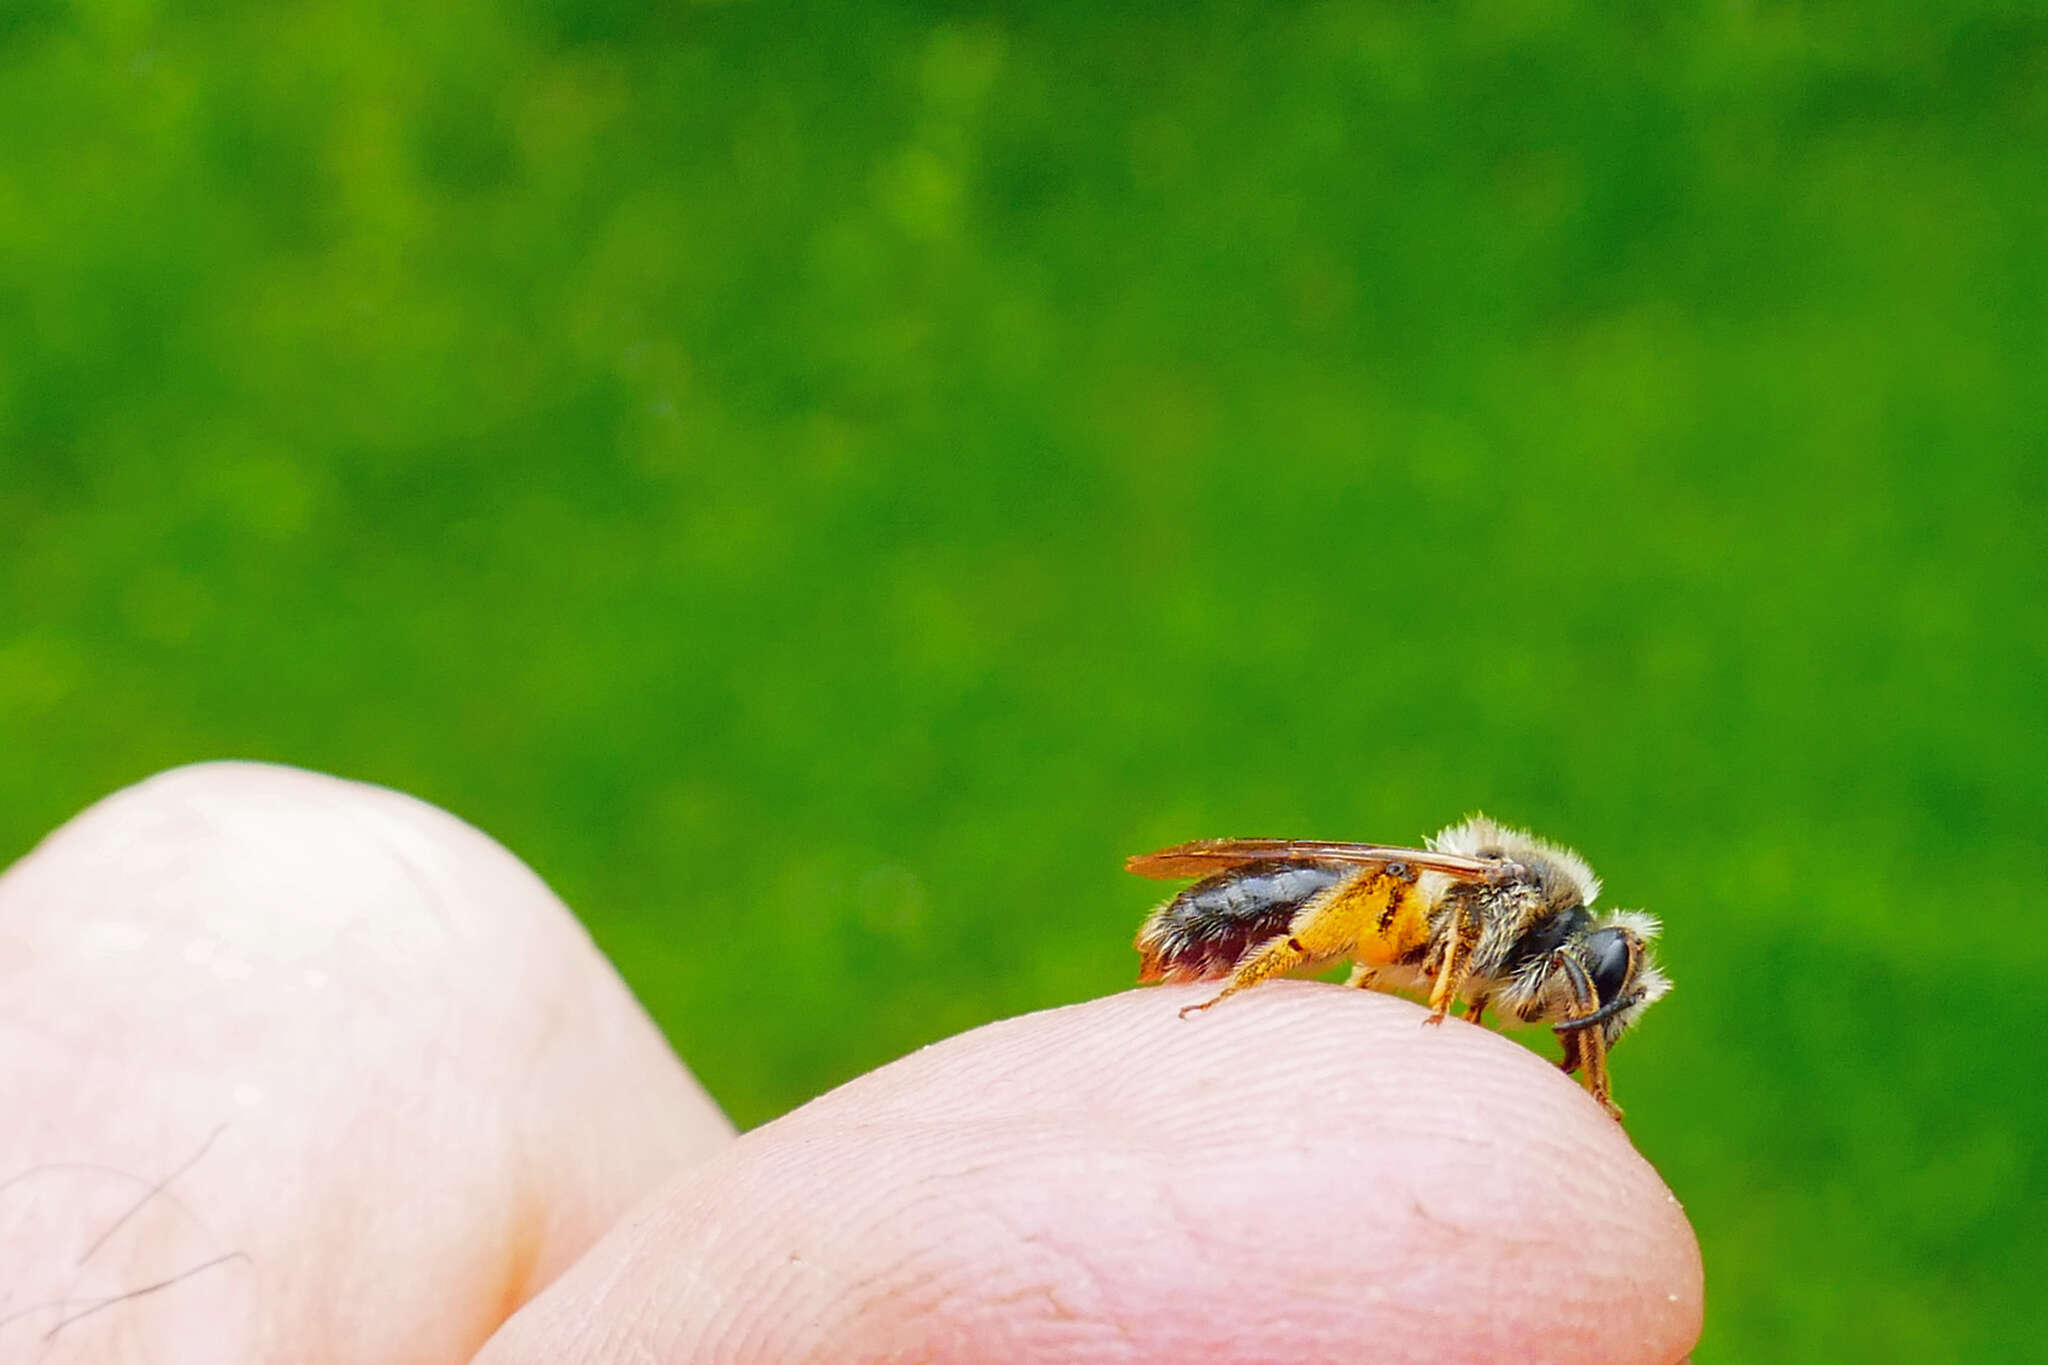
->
left=3, top=1, right=2042, bottom=1358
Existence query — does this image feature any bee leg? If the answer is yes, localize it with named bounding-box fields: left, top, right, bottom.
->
left=1179, top=895, right=1364, bottom=1018
left=1551, top=954, right=1625, bottom=1120
left=1573, top=1024, right=1622, bottom=1119
left=1464, top=993, right=1490, bottom=1028
left=1178, top=934, right=1322, bottom=1017
left=1422, top=904, right=1479, bottom=1026
left=1343, top=963, right=1379, bottom=990
left=1177, top=936, right=1309, bottom=1017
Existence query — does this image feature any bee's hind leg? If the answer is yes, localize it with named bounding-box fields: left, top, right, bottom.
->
left=1177, top=933, right=1327, bottom=1018
left=1464, top=993, right=1490, bottom=1028
left=1179, top=893, right=1364, bottom=1018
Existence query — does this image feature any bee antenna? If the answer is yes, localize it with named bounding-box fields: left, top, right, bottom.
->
left=1548, top=949, right=1636, bottom=1033
left=1553, top=991, right=1637, bottom=1032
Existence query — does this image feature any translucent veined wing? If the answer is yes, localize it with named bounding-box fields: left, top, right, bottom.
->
left=1125, top=838, right=1508, bottom=882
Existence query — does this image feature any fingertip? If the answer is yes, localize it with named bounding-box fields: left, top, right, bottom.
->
left=1117, top=984, right=1705, bottom=1361
left=482, top=983, right=1701, bottom=1364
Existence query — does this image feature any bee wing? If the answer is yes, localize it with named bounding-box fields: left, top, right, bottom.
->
left=1125, top=839, right=1504, bottom=881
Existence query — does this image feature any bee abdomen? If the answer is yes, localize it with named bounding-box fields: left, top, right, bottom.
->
left=1135, top=862, right=1349, bottom=981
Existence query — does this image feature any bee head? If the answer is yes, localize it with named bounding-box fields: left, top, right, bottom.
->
left=1553, top=910, right=1670, bottom=1047
left=1586, top=926, right=1633, bottom=1005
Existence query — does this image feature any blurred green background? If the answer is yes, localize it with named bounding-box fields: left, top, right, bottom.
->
left=3, top=1, right=2041, bottom=1359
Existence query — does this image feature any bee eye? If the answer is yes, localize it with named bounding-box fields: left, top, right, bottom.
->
left=1586, top=928, right=1633, bottom=1005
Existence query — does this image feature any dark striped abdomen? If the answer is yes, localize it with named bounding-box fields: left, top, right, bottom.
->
left=1135, top=861, right=1349, bottom=981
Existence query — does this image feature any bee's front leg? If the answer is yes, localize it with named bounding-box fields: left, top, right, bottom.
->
left=1573, top=1025, right=1622, bottom=1119
left=1553, top=976, right=1624, bottom=1119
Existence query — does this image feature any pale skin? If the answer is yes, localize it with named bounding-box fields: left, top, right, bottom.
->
left=0, top=763, right=1702, bottom=1364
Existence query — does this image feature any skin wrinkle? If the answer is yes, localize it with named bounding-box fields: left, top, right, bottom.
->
left=1146, top=1176, right=1225, bottom=1285
left=743, top=1125, right=1011, bottom=1268
left=631, top=1229, right=751, bottom=1363
left=844, top=1257, right=953, bottom=1352
left=927, top=1199, right=1101, bottom=1325
left=993, top=1221, right=1141, bottom=1354
left=780, top=1146, right=1056, bottom=1349
left=959, top=1281, right=1131, bottom=1358
left=715, top=1192, right=867, bottom=1355
left=582, top=1273, right=665, bottom=1365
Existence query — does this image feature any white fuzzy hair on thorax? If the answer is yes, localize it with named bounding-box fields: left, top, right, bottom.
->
left=1427, top=814, right=1603, bottom=907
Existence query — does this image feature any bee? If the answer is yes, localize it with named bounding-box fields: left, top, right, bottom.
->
left=1130, top=816, right=1670, bottom=1119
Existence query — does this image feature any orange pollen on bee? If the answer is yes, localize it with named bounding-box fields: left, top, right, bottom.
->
left=1326, top=870, right=1434, bottom=966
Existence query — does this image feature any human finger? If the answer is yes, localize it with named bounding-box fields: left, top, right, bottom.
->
left=478, top=982, right=1701, bottom=1364
left=0, top=762, right=731, bottom=1363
